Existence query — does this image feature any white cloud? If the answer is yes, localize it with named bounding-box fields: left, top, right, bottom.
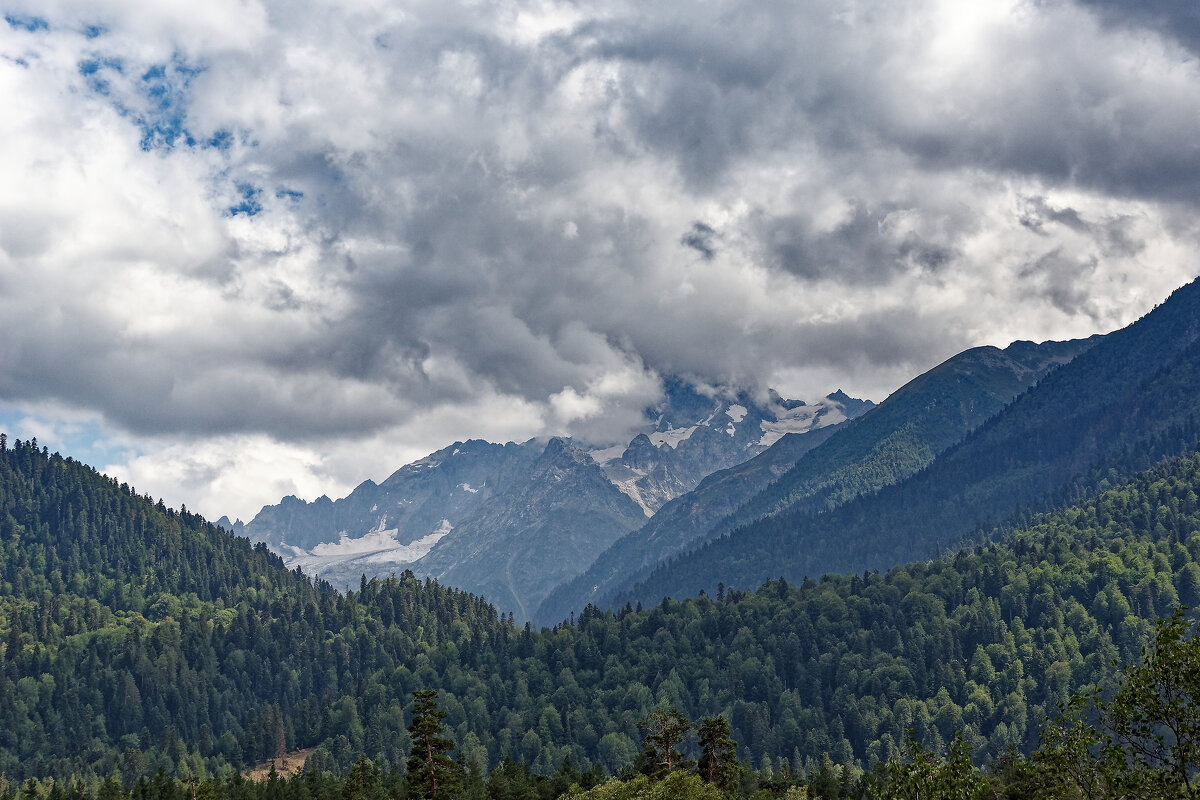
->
left=1, top=0, right=1198, bottom=518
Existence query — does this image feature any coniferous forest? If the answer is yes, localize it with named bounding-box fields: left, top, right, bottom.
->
left=7, top=426, right=1200, bottom=797
left=9, top=1, right=1200, bottom=797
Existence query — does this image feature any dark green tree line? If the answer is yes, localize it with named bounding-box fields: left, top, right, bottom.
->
left=10, top=437, right=1200, bottom=789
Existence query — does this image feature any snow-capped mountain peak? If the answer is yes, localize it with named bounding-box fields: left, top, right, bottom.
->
left=588, top=382, right=874, bottom=513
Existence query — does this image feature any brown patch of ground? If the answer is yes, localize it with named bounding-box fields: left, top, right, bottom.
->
left=243, top=747, right=317, bottom=781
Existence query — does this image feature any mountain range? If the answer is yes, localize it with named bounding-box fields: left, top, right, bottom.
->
left=536, top=335, right=1094, bottom=624
left=232, top=318, right=1114, bottom=625
left=232, top=385, right=873, bottom=618
left=6, top=288, right=1200, bottom=781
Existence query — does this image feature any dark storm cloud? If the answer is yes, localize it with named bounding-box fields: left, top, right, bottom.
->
left=680, top=222, right=718, bottom=260
left=759, top=205, right=960, bottom=284
left=1075, top=0, right=1200, bottom=55
left=1019, top=197, right=1089, bottom=234
left=1019, top=249, right=1103, bottom=319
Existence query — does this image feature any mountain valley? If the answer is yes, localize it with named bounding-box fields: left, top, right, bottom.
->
left=6, top=280, right=1200, bottom=799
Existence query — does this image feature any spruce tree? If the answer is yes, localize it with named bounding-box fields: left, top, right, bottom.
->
left=406, top=690, right=461, bottom=799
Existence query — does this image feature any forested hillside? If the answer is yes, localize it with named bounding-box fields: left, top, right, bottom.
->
left=6, top=433, right=1200, bottom=791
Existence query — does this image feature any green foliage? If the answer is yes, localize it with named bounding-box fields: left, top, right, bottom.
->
left=1036, top=609, right=1200, bottom=799
left=14, top=435, right=1200, bottom=792
left=697, top=716, right=742, bottom=792
left=341, top=758, right=384, bottom=800
left=635, top=708, right=691, bottom=778
left=407, top=690, right=461, bottom=799
left=1107, top=609, right=1200, bottom=797
left=563, top=770, right=731, bottom=800
left=873, top=734, right=989, bottom=800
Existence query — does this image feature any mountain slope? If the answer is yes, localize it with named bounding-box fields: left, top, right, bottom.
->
left=625, top=276, right=1200, bottom=605
left=412, top=438, right=648, bottom=621
left=241, top=382, right=870, bottom=612
left=537, top=336, right=1093, bottom=623
left=244, top=439, right=538, bottom=555
left=535, top=422, right=846, bottom=624
left=717, top=338, right=1096, bottom=527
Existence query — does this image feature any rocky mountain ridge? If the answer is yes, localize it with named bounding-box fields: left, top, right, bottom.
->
left=237, top=381, right=871, bottom=618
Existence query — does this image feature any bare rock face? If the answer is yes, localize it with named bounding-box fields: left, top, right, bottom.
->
left=414, top=437, right=648, bottom=622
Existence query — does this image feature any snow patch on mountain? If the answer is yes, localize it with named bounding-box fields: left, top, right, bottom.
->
left=281, top=519, right=452, bottom=573
left=588, top=443, right=627, bottom=464
left=759, top=403, right=849, bottom=447
left=611, top=476, right=656, bottom=517
left=583, top=386, right=873, bottom=512
left=651, top=425, right=697, bottom=449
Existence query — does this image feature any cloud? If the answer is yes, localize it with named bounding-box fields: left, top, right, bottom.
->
left=678, top=221, right=717, bottom=261
left=1, top=0, right=1199, bottom=518
left=1074, top=0, right=1200, bottom=57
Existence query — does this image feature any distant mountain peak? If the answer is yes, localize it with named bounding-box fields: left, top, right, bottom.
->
left=584, top=378, right=874, bottom=514
left=214, top=515, right=245, bottom=534
left=768, top=388, right=807, bottom=411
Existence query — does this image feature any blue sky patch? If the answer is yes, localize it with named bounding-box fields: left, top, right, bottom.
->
left=136, top=56, right=205, bottom=151
left=4, top=13, right=48, bottom=32
left=276, top=188, right=304, bottom=202
left=228, top=183, right=263, bottom=216
left=207, top=129, right=234, bottom=151
left=78, top=56, right=123, bottom=95
left=78, top=57, right=123, bottom=76
left=0, top=405, right=127, bottom=476
left=83, top=24, right=105, bottom=39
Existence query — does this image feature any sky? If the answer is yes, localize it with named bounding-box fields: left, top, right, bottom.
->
left=1, top=0, right=1199, bottom=522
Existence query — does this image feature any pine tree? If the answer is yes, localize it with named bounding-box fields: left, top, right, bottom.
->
left=636, top=707, right=692, bottom=779
left=406, top=690, right=461, bottom=799
left=696, top=715, right=741, bottom=792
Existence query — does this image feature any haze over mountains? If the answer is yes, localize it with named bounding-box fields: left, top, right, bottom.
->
left=11, top=0, right=1200, bottom=793
left=8, top=278, right=1200, bottom=787
left=537, top=335, right=1095, bottom=624
left=230, top=314, right=1108, bottom=626
left=627, top=276, right=1200, bottom=608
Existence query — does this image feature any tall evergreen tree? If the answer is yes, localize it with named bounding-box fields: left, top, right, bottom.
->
left=406, top=690, right=461, bottom=799
left=696, top=716, right=741, bottom=792
left=342, top=759, right=381, bottom=800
